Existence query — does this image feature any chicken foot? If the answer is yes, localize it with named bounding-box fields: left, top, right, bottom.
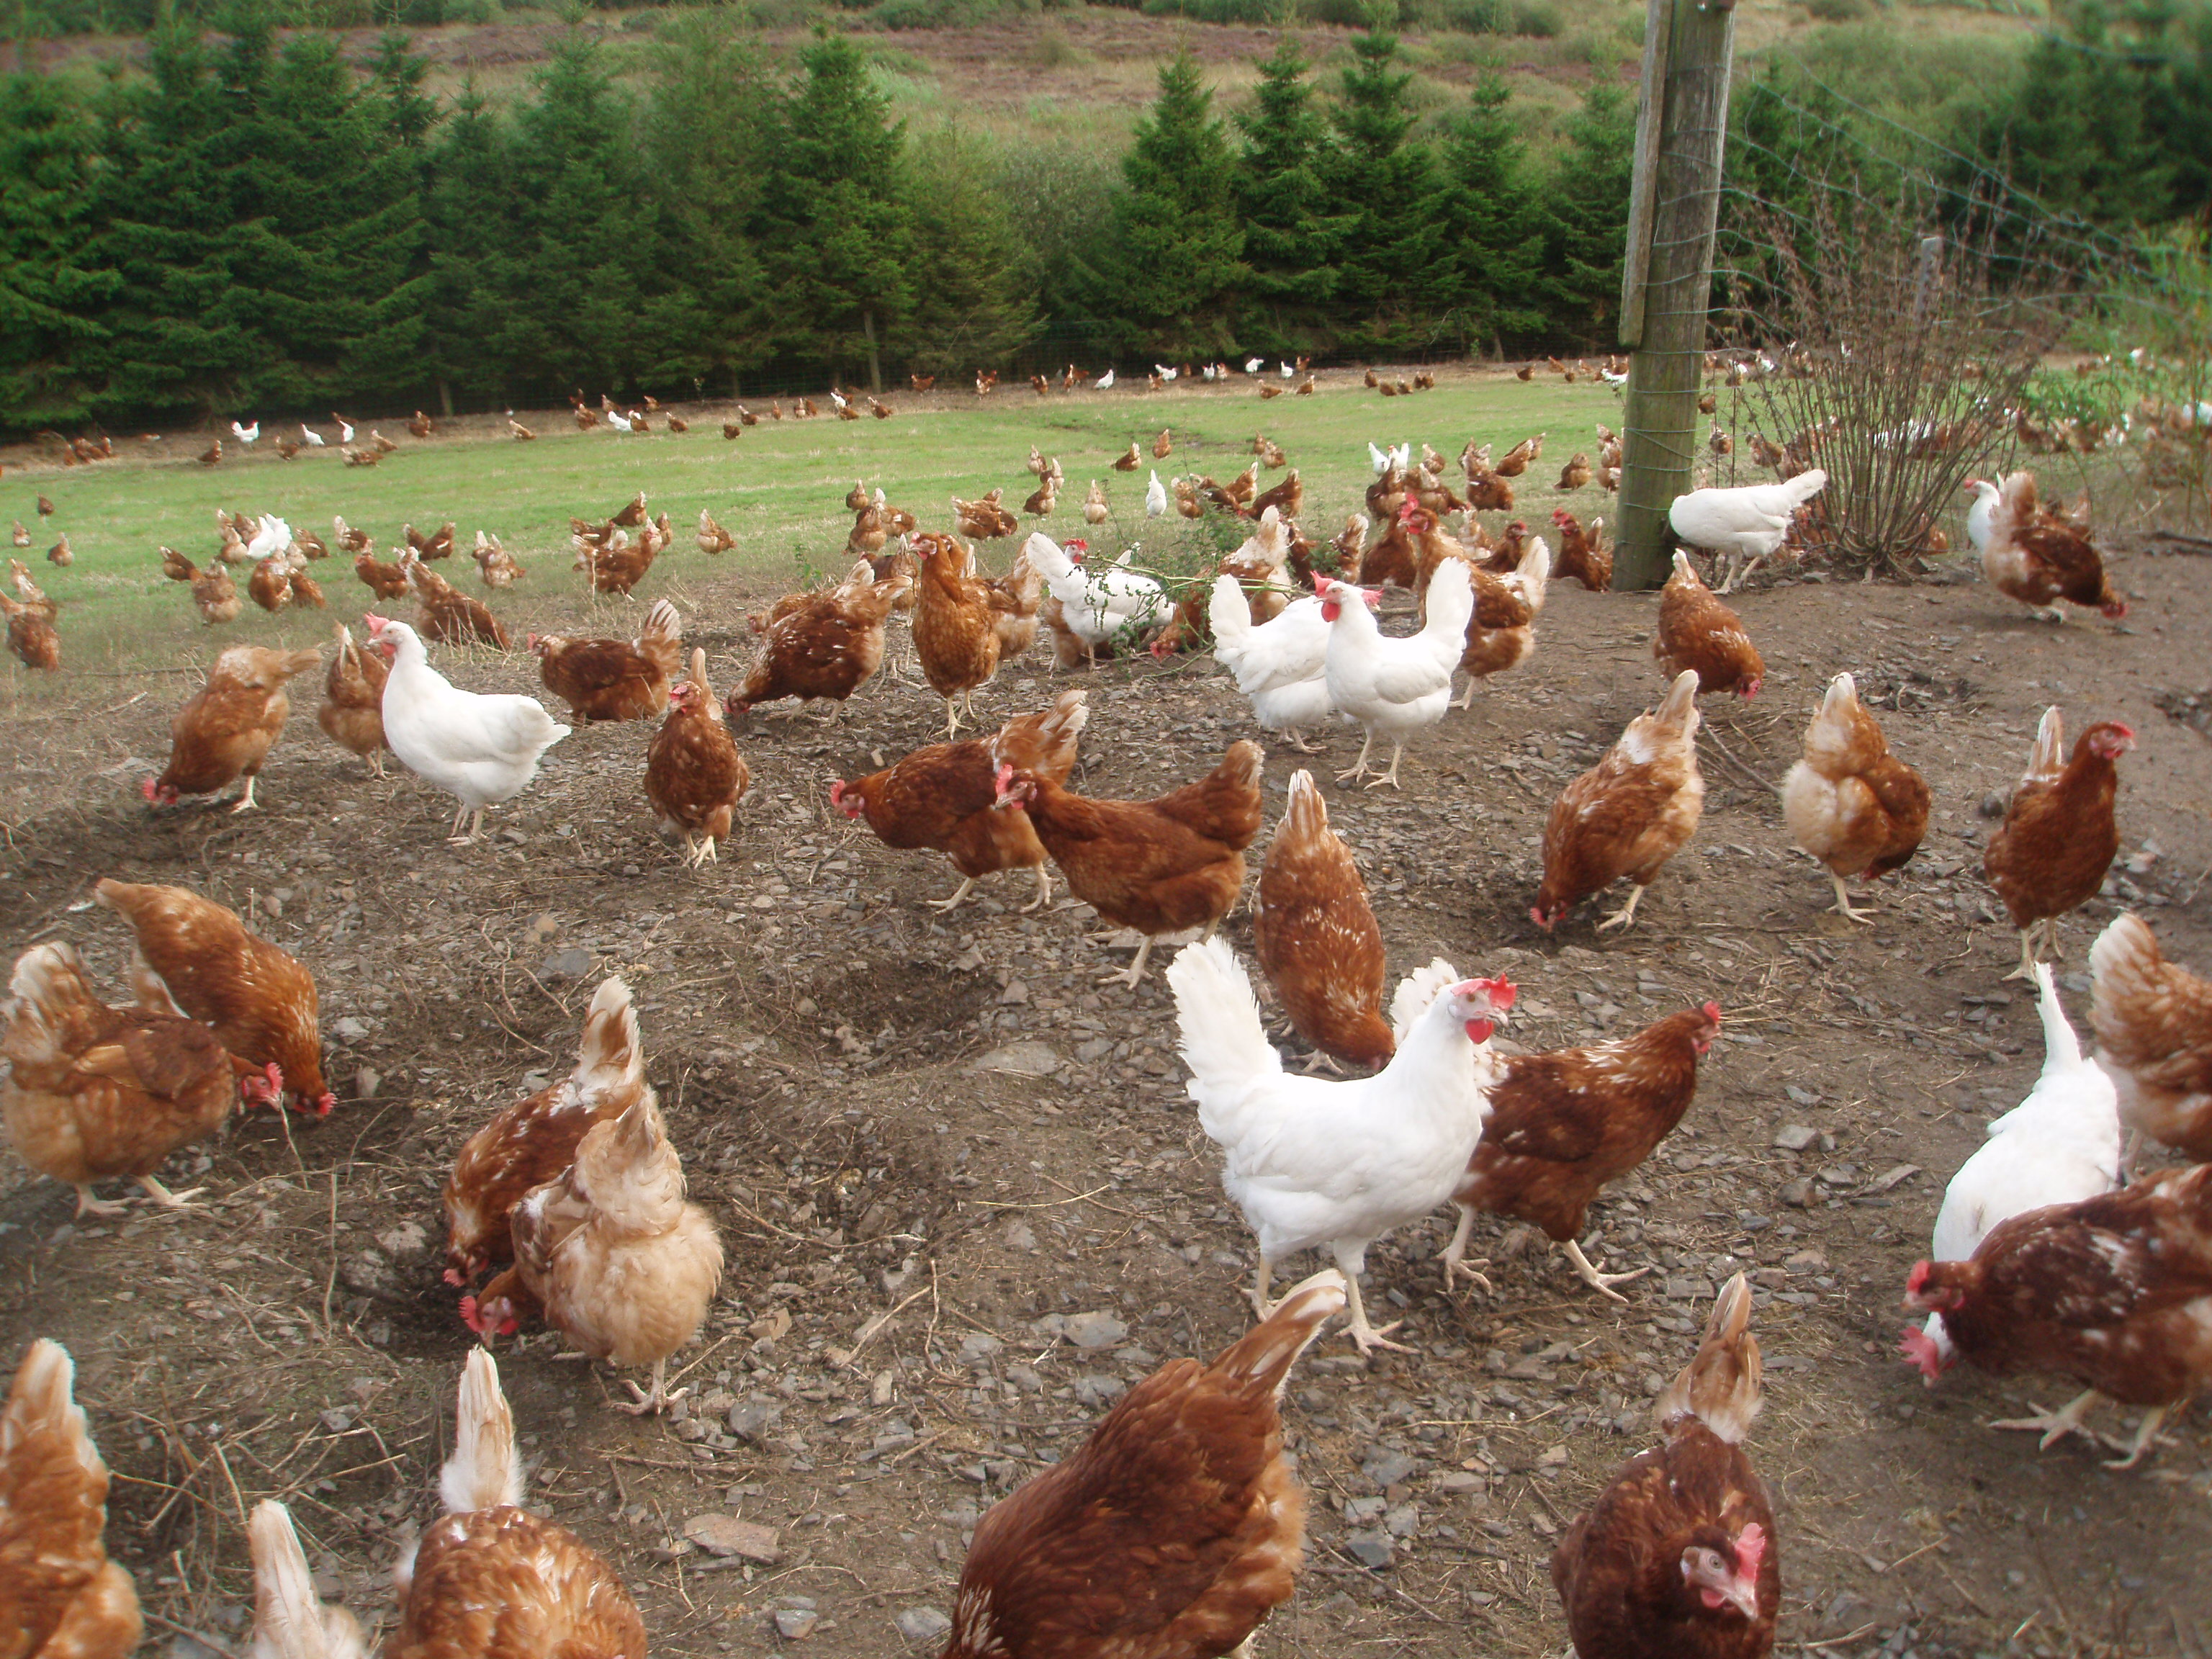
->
left=1335, top=1260, right=1412, bottom=1354
left=1438, top=1202, right=1496, bottom=1295
left=928, top=876, right=979, bottom=912
left=1021, top=864, right=1053, bottom=912
left=1595, top=884, right=1647, bottom=931
left=613, top=1357, right=688, bottom=1416
left=1561, top=1238, right=1647, bottom=1303
left=1990, top=1388, right=2105, bottom=1450
left=1825, top=870, right=1879, bottom=925
left=1362, top=741, right=1409, bottom=790
left=1277, top=728, right=1318, bottom=754
left=72, top=1174, right=202, bottom=1218
left=2100, top=1404, right=2171, bottom=1470
left=2002, top=919, right=2064, bottom=981
left=228, top=774, right=261, bottom=813
left=1336, top=729, right=1376, bottom=783
left=1105, top=934, right=1156, bottom=988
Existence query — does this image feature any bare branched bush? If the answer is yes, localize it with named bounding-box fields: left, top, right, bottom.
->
left=1714, top=192, right=2079, bottom=575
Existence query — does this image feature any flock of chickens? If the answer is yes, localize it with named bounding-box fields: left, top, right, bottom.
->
left=4, top=382, right=2211, bottom=1659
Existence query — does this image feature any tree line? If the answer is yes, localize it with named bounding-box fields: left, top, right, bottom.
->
left=0, top=6, right=1637, bottom=433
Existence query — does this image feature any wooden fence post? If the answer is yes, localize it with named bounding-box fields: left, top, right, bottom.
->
left=1613, top=0, right=1738, bottom=592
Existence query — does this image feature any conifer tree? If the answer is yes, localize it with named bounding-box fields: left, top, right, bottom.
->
left=1233, top=37, right=1349, bottom=354
left=1323, top=24, right=1453, bottom=354
left=0, top=71, right=118, bottom=428
left=757, top=29, right=914, bottom=385
left=1536, top=83, right=1636, bottom=347
left=900, top=128, right=1041, bottom=372
left=1441, top=71, right=1544, bottom=349
left=1094, top=48, right=1245, bottom=357
left=424, top=83, right=529, bottom=400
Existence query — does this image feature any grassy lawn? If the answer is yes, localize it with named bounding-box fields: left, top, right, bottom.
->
left=3, top=370, right=1629, bottom=689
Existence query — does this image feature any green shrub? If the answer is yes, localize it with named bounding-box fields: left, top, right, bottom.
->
left=1509, top=0, right=1560, bottom=36
left=1141, top=0, right=1287, bottom=19
left=1804, top=0, right=1870, bottom=19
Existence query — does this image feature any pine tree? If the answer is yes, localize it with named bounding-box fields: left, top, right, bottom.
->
left=640, top=10, right=770, bottom=393
left=424, top=82, right=529, bottom=402
left=1536, top=83, right=1636, bottom=348
left=899, top=128, right=1041, bottom=373
left=1233, top=37, right=1349, bottom=354
left=0, top=71, right=118, bottom=429
left=1323, top=24, right=1455, bottom=354
left=504, top=29, right=657, bottom=392
left=91, top=20, right=261, bottom=419
left=1094, top=48, right=1246, bottom=358
left=757, top=29, right=915, bottom=385
left=1440, top=71, right=1544, bottom=349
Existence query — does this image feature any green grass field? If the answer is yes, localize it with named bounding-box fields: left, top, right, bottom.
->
left=3, top=372, right=1632, bottom=690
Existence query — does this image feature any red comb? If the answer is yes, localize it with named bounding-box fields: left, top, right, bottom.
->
left=1703, top=1000, right=1722, bottom=1022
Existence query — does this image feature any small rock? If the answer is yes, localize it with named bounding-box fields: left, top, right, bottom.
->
left=1384, top=1503, right=1421, bottom=1539
left=1779, top=1178, right=1814, bottom=1208
left=1772, top=1125, right=1818, bottom=1152
left=970, top=1041, right=1061, bottom=1078
left=1001, top=1220, right=1038, bottom=1252
left=1783, top=1084, right=1820, bottom=1105
left=774, top=1608, right=819, bottom=1640
left=1064, top=1311, right=1128, bottom=1349
left=354, top=1066, right=379, bottom=1099
left=894, top=1607, right=952, bottom=1643
left=374, top=1220, right=426, bottom=1258
left=727, top=1399, right=785, bottom=1442
left=683, top=1514, right=781, bottom=1562
left=1815, top=1164, right=1858, bottom=1188
left=1343, top=1529, right=1395, bottom=1570
left=539, top=947, right=592, bottom=980
left=1363, top=1449, right=1420, bottom=1487
left=331, top=1016, right=370, bottom=1041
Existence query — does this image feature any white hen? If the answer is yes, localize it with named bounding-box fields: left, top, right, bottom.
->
left=1145, top=469, right=1168, bottom=518
left=1912, top=963, right=2121, bottom=1367
left=1169, top=938, right=1514, bottom=1352
left=1025, top=532, right=1164, bottom=660
left=243, top=515, right=292, bottom=563
left=1668, top=469, right=1827, bottom=593
left=365, top=614, right=570, bottom=842
left=1208, top=576, right=1332, bottom=750
left=1321, top=560, right=1473, bottom=788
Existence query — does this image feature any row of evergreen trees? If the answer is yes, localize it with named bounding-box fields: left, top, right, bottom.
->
left=0, top=6, right=1636, bottom=433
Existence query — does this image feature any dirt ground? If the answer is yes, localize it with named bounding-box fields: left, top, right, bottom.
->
left=4, top=525, right=2212, bottom=1658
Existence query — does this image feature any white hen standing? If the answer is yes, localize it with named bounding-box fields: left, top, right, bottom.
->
left=366, top=614, right=570, bottom=842
left=1025, top=533, right=1165, bottom=663
left=1906, top=963, right=2121, bottom=1375
left=1321, top=561, right=1473, bottom=788
left=1209, top=576, right=1333, bottom=750
left=1170, top=938, right=1514, bottom=1352
left=1668, top=469, right=1827, bottom=593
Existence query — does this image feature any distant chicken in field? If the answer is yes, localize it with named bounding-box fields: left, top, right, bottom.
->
left=405, top=520, right=457, bottom=560
left=444, top=976, right=649, bottom=1289
left=354, top=548, right=410, bottom=601
left=4, top=590, right=60, bottom=670
left=1547, top=508, right=1612, bottom=591
left=2091, top=913, right=2212, bottom=1164
left=1781, top=673, right=1930, bottom=922
left=1534, top=671, right=1704, bottom=932
left=529, top=598, right=682, bottom=724
left=1966, top=472, right=2126, bottom=621
left=644, top=652, right=748, bottom=868
left=318, top=623, right=389, bottom=776
left=9, top=521, right=27, bottom=548
left=469, top=1089, right=723, bottom=1415
left=472, top=529, right=522, bottom=588
left=953, top=490, right=1019, bottom=540
left=696, top=510, right=735, bottom=555
left=1494, top=433, right=1542, bottom=477
left=1112, top=441, right=1141, bottom=472
left=3, top=943, right=280, bottom=1216
left=93, top=877, right=333, bottom=1115
left=145, top=643, right=321, bottom=812
left=1253, top=772, right=1393, bottom=1070
left=161, top=546, right=242, bottom=624
left=0, top=1339, right=144, bottom=1655
left=1655, top=552, right=1763, bottom=698
left=1668, top=469, right=1828, bottom=594
left=405, top=550, right=508, bottom=649
left=1443, top=1003, right=1720, bottom=1301
left=942, top=1271, right=1345, bottom=1659
left=1556, top=452, right=1592, bottom=492
left=1555, top=1276, right=1779, bottom=1659
left=1984, top=706, right=2133, bottom=981
left=332, top=516, right=371, bottom=554
left=1082, top=480, right=1110, bottom=524
left=45, top=532, right=71, bottom=567
left=729, top=559, right=912, bottom=718
left=913, top=533, right=1003, bottom=735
